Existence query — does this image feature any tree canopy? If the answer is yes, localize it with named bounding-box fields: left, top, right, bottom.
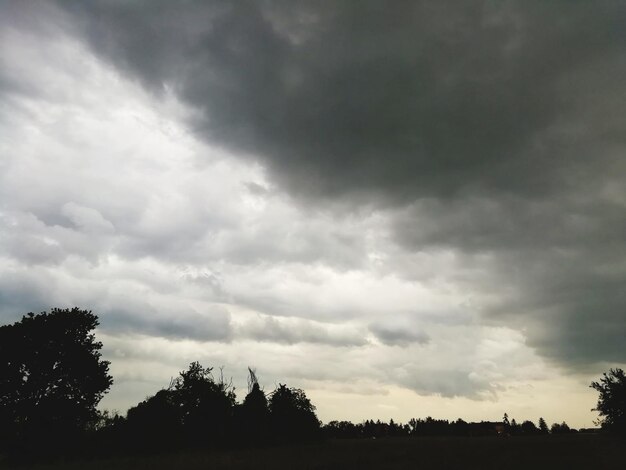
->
left=0, top=308, right=112, bottom=452
left=591, top=368, right=626, bottom=434
left=126, top=361, right=237, bottom=448
left=268, top=384, right=320, bottom=440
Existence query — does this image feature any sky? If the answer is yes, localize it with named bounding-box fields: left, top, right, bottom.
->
left=1, top=1, right=625, bottom=428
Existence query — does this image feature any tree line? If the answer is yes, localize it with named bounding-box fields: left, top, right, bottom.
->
left=323, top=415, right=578, bottom=439
left=1, top=308, right=624, bottom=462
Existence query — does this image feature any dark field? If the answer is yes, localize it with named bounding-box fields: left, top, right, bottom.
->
left=8, top=435, right=624, bottom=470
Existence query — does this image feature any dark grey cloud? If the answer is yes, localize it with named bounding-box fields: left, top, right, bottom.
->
left=0, top=270, right=62, bottom=324
left=391, top=192, right=626, bottom=368
left=52, top=0, right=626, bottom=371
left=100, top=304, right=232, bottom=342
left=369, top=322, right=430, bottom=347
left=57, top=0, right=625, bottom=202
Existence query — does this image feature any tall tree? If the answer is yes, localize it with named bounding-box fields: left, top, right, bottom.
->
left=591, top=368, right=626, bottom=434
left=0, top=308, right=112, bottom=452
left=239, top=368, right=269, bottom=441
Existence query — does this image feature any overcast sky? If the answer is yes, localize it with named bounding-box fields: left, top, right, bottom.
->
left=1, top=1, right=625, bottom=428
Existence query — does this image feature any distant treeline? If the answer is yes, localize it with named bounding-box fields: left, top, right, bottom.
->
left=323, top=415, right=578, bottom=440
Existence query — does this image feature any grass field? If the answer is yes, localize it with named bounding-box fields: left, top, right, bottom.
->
left=5, top=435, right=623, bottom=469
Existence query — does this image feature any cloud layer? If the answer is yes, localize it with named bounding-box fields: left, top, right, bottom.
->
left=59, top=0, right=626, bottom=368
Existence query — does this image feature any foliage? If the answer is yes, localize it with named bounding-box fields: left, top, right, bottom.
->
left=520, top=420, right=539, bottom=435
left=268, top=384, right=320, bottom=440
left=238, top=368, right=269, bottom=441
left=126, top=389, right=183, bottom=448
left=0, top=308, right=112, bottom=453
left=538, top=417, right=549, bottom=434
left=590, top=368, right=626, bottom=434
left=324, top=420, right=362, bottom=438
left=174, top=362, right=236, bottom=443
left=124, top=367, right=321, bottom=450
left=550, top=421, right=572, bottom=434
left=126, top=362, right=236, bottom=449
left=324, top=415, right=578, bottom=439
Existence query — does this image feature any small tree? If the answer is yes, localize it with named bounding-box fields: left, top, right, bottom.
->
left=509, top=418, right=520, bottom=435
left=0, top=308, right=112, bottom=453
left=591, top=368, right=626, bottom=434
left=538, top=417, right=549, bottom=434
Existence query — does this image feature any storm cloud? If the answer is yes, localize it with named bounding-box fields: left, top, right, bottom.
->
left=58, top=1, right=623, bottom=199
left=53, top=0, right=626, bottom=368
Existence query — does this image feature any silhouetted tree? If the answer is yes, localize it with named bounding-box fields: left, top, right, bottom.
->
left=238, top=368, right=269, bottom=442
left=173, top=362, right=236, bottom=444
left=388, top=418, right=406, bottom=437
left=550, top=421, right=571, bottom=434
left=323, top=420, right=360, bottom=439
left=0, top=308, right=112, bottom=455
left=538, top=417, right=549, bottom=434
left=126, top=388, right=183, bottom=449
left=125, top=362, right=236, bottom=450
left=91, top=409, right=125, bottom=432
left=520, top=420, right=538, bottom=435
left=591, top=368, right=626, bottom=434
left=453, top=418, right=470, bottom=436
left=268, top=384, right=320, bottom=441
